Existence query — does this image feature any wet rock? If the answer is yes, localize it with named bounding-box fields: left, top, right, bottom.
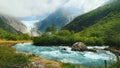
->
left=71, top=42, right=97, bottom=52
left=71, top=42, right=87, bottom=51
left=61, top=48, right=66, bottom=50
left=87, top=49, right=97, bottom=52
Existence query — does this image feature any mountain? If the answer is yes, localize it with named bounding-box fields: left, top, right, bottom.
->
left=36, top=8, right=75, bottom=32
left=21, top=20, right=40, bottom=36
left=0, top=14, right=27, bottom=34
left=62, top=0, right=120, bottom=32
left=63, top=0, right=120, bottom=46
left=30, top=27, right=40, bottom=36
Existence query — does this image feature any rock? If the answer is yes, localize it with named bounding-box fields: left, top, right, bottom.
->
left=31, top=61, right=42, bottom=68
left=87, top=49, right=97, bottom=52
left=71, top=42, right=87, bottom=51
left=61, top=48, right=66, bottom=50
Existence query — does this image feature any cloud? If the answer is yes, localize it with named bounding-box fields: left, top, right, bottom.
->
left=64, top=0, right=109, bottom=12
left=0, top=0, right=109, bottom=17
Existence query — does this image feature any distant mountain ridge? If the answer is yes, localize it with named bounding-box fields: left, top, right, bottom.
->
left=36, top=8, right=76, bottom=32
left=0, top=14, right=27, bottom=34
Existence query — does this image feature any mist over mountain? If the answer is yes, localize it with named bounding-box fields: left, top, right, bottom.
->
left=21, top=20, right=40, bottom=36
left=0, top=14, right=27, bottom=34
left=62, top=0, right=119, bottom=32
left=36, top=8, right=77, bottom=32
left=62, top=0, right=120, bottom=46
left=0, top=0, right=109, bottom=36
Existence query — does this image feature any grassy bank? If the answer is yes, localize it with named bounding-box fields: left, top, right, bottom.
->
left=0, top=41, right=87, bottom=68
left=0, top=41, right=33, bottom=68
left=0, top=41, right=60, bottom=68
left=0, top=41, right=70, bottom=68
left=0, top=41, right=118, bottom=68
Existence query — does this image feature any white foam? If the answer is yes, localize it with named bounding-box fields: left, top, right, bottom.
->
left=12, top=43, right=116, bottom=66
left=84, top=52, right=110, bottom=60
left=61, top=58, right=80, bottom=64
left=87, top=46, right=109, bottom=49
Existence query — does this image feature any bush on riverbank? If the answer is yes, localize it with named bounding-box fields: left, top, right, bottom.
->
left=33, top=30, right=105, bottom=46
left=33, top=35, right=73, bottom=46
left=33, top=26, right=120, bottom=47
left=0, top=29, right=31, bottom=40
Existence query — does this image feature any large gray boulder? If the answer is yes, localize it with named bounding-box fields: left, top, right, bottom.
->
left=71, top=42, right=87, bottom=51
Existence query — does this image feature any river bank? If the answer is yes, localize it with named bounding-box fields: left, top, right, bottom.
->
left=0, top=41, right=62, bottom=68
left=0, top=41, right=119, bottom=68
left=13, top=42, right=119, bottom=68
left=105, top=48, right=120, bottom=67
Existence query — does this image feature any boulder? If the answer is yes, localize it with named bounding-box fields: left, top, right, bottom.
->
left=71, top=42, right=87, bottom=51
left=61, top=48, right=67, bottom=51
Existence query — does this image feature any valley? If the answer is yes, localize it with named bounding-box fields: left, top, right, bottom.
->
left=0, top=0, right=119, bottom=68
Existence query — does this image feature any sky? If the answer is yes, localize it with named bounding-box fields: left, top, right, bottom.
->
left=0, top=0, right=109, bottom=19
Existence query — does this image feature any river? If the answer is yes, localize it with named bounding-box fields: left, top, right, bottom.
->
left=12, top=43, right=116, bottom=67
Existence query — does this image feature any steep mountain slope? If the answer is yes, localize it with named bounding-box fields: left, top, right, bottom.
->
left=0, top=14, right=27, bottom=34
left=36, top=8, right=75, bottom=32
left=78, top=10, right=120, bottom=46
left=62, top=0, right=120, bottom=32
left=63, top=0, right=120, bottom=46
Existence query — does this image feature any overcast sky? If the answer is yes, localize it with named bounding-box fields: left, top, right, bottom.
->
left=0, top=0, right=109, bottom=17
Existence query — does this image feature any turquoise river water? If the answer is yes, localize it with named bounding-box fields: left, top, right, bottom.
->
left=12, top=43, right=116, bottom=67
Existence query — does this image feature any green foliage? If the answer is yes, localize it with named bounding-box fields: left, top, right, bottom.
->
left=79, top=37, right=104, bottom=46
left=33, top=30, right=105, bottom=46
left=55, top=30, right=72, bottom=36
left=0, top=29, right=31, bottom=40
left=62, top=0, right=120, bottom=32
left=61, top=63, right=76, bottom=68
left=33, top=30, right=76, bottom=46
left=0, top=45, right=33, bottom=67
left=60, top=62, right=119, bottom=68
left=108, top=63, right=119, bottom=68
left=62, top=0, right=120, bottom=47
left=33, top=0, right=120, bottom=47
left=33, top=35, right=71, bottom=46
left=45, top=23, right=57, bottom=34
left=61, top=63, right=87, bottom=68
left=33, top=30, right=95, bottom=46
left=77, top=10, right=120, bottom=46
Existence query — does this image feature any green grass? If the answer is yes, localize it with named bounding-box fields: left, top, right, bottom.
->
left=0, top=29, right=31, bottom=40
left=0, top=42, right=118, bottom=68
left=61, top=63, right=86, bottom=68
left=61, top=63, right=76, bottom=68
left=0, top=43, right=33, bottom=68
left=61, top=63, right=119, bottom=68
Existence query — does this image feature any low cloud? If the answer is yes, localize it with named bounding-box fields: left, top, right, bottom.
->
left=0, top=0, right=109, bottom=17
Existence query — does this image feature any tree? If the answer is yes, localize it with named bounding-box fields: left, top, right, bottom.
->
left=45, top=23, right=57, bottom=34
left=56, top=30, right=71, bottom=36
